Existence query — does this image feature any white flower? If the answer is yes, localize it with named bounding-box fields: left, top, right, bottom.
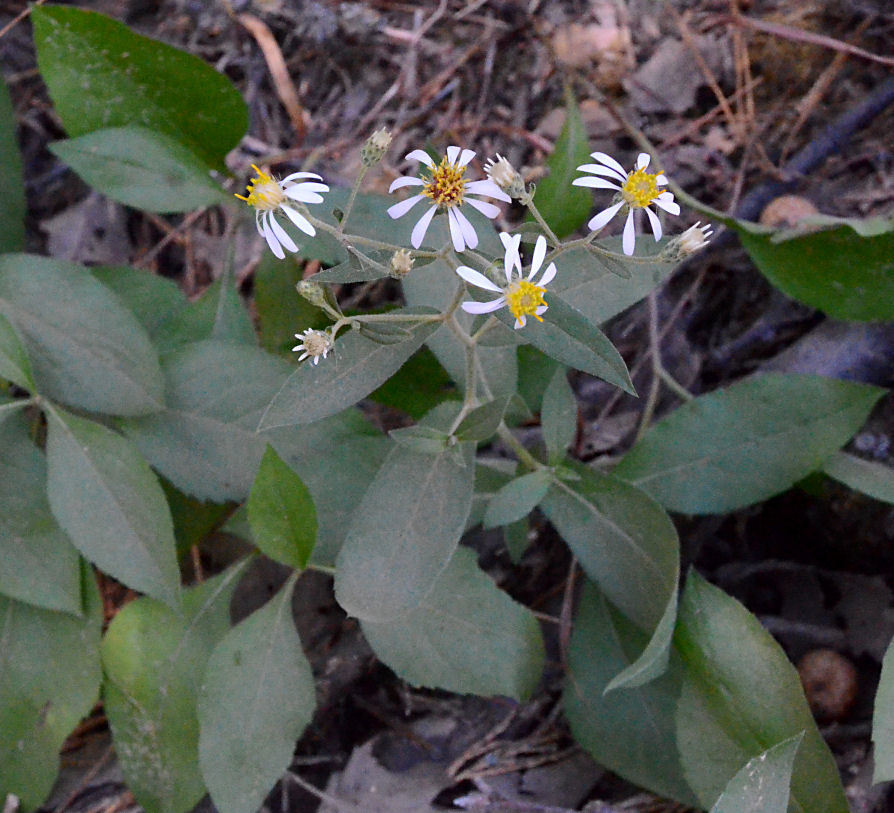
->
left=456, top=233, right=557, bottom=329
left=678, top=221, right=713, bottom=255
left=484, top=154, right=516, bottom=191
left=292, top=328, right=333, bottom=365
left=572, top=152, right=680, bottom=256
left=236, top=164, right=329, bottom=259
left=387, top=146, right=510, bottom=253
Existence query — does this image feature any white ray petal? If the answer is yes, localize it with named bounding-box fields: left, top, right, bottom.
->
left=530, top=235, right=547, bottom=278
left=388, top=176, right=425, bottom=192
left=284, top=188, right=324, bottom=204
left=462, top=298, right=506, bottom=314
left=411, top=205, right=437, bottom=248
left=645, top=206, right=662, bottom=241
left=587, top=201, right=624, bottom=232
left=456, top=265, right=503, bottom=292
left=285, top=181, right=329, bottom=193
left=261, top=215, right=285, bottom=259
left=387, top=194, right=424, bottom=219
left=576, top=163, right=629, bottom=183
left=458, top=148, right=476, bottom=167
left=622, top=208, right=637, bottom=256
left=453, top=206, right=479, bottom=250
left=653, top=196, right=680, bottom=216
left=514, top=314, right=526, bottom=329
left=281, top=171, right=323, bottom=182
left=572, top=176, right=621, bottom=191
left=535, top=305, right=548, bottom=316
left=448, top=207, right=466, bottom=252
left=464, top=197, right=500, bottom=219
left=406, top=149, right=435, bottom=167
left=636, top=153, right=651, bottom=170
left=281, top=205, right=315, bottom=236
left=446, top=146, right=461, bottom=164
left=501, top=233, right=522, bottom=281
left=655, top=174, right=668, bottom=184
left=268, top=216, right=297, bottom=253
left=590, top=151, right=628, bottom=177
left=465, top=179, right=511, bottom=201
left=537, top=261, right=557, bottom=287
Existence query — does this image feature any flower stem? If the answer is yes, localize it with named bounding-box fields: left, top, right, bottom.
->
left=338, top=166, right=368, bottom=235
left=525, top=198, right=561, bottom=247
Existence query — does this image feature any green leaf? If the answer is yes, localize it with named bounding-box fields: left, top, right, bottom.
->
left=550, top=244, right=675, bottom=327
left=674, top=573, right=847, bottom=812
left=362, top=547, right=544, bottom=700
left=198, top=575, right=315, bottom=813
left=0, top=566, right=102, bottom=810
left=823, top=451, right=894, bottom=505
left=516, top=345, right=561, bottom=414
left=564, top=583, right=699, bottom=807
left=335, top=435, right=475, bottom=622
left=389, top=424, right=451, bottom=454
left=527, top=88, right=592, bottom=238
left=33, top=5, right=247, bottom=170
left=873, top=637, right=894, bottom=782
left=91, top=265, right=187, bottom=342
left=0, top=414, right=81, bottom=614
left=731, top=214, right=894, bottom=321
left=503, top=517, right=530, bottom=563
left=161, top=479, right=235, bottom=558
left=455, top=394, right=512, bottom=443
left=247, top=446, right=317, bottom=569
left=369, top=346, right=455, bottom=420
left=0, top=311, right=35, bottom=391
left=541, top=366, right=576, bottom=463
left=540, top=463, right=679, bottom=688
left=483, top=469, right=552, bottom=529
left=709, top=733, right=804, bottom=813
left=501, top=292, right=634, bottom=393
left=615, top=373, right=885, bottom=514
left=0, top=254, right=165, bottom=415
left=102, top=560, right=249, bottom=813
left=50, top=126, right=226, bottom=213
left=46, top=405, right=181, bottom=608
left=0, top=79, right=24, bottom=252
left=120, top=341, right=292, bottom=502
left=257, top=311, right=440, bottom=430
left=153, top=276, right=256, bottom=354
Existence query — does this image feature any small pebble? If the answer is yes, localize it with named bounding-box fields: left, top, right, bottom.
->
left=797, top=648, right=858, bottom=722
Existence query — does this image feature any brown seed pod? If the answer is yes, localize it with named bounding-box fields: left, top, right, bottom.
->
left=797, top=648, right=858, bottom=722
left=759, top=195, right=819, bottom=229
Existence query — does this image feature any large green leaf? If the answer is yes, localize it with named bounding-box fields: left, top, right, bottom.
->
left=0, top=414, right=81, bottom=614
left=362, top=547, right=544, bottom=700
left=564, top=583, right=698, bottom=807
left=33, top=5, right=247, bottom=170
left=709, top=734, right=803, bottom=813
left=120, top=341, right=290, bottom=502
left=46, top=405, right=180, bottom=608
left=0, top=311, right=35, bottom=392
left=615, top=373, right=884, bottom=514
left=335, top=425, right=475, bottom=622
left=527, top=88, right=592, bottom=238
left=674, top=573, right=847, bottom=812
left=732, top=214, right=894, bottom=322
left=0, top=255, right=165, bottom=415
left=0, top=79, right=24, bottom=252
left=540, top=462, right=679, bottom=688
left=823, top=451, right=894, bottom=505
left=874, top=638, right=894, bottom=782
left=483, top=469, right=552, bottom=530
left=0, top=566, right=102, bottom=810
left=247, top=445, right=317, bottom=569
left=198, top=575, right=315, bottom=813
left=541, top=366, right=576, bottom=463
left=50, top=126, right=226, bottom=213
left=257, top=310, right=440, bottom=430
left=102, top=560, right=249, bottom=813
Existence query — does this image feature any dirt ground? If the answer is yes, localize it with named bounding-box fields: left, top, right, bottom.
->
left=4, top=0, right=894, bottom=810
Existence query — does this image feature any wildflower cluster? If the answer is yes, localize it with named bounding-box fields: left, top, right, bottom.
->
left=235, top=136, right=710, bottom=367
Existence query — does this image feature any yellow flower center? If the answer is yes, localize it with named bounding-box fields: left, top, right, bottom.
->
left=621, top=167, right=661, bottom=208
left=235, top=165, right=285, bottom=211
left=422, top=157, right=467, bottom=208
left=505, top=279, right=547, bottom=324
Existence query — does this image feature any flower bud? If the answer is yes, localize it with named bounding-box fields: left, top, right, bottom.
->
left=296, top=279, right=328, bottom=307
left=659, top=222, right=713, bottom=261
left=361, top=128, right=392, bottom=167
left=388, top=248, right=414, bottom=278
left=484, top=154, right=527, bottom=200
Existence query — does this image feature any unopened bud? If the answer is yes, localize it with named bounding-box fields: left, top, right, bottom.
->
left=660, top=222, right=713, bottom=261
left=361, top=128, right=392, bottom=167
left=389, top=248, right=414, bottom=278
left=296, top=278, right=342, bottom=319
left=485, top=154, right=526, bottom=200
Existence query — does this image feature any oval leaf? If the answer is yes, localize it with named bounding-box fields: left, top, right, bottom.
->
left=483, top=469, right=552, bottom=529
left=0, top=254, right=164, bottom=415
left=615, top=373, right=885, bottom=514
left=823, top=451, right=894, bottom=505
left=362, top=547, right=544, bottom=700
left=0, top=311, right=34, bottom=392
left=541, top=366, right=576, bottom=463
left=198, top=575, right=316, bottom=813
left=46, top=405, right=180, bottom=608
left=33, top=5, right=247, bottom=169
left=50, top=126, right=226, bottom=213
left=247, top=445, right=317, bottom=569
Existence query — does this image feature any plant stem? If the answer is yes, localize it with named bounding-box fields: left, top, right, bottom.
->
left=525, top=197, right=561, bottom=246
left=338, top=166, right=367, bottom=234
